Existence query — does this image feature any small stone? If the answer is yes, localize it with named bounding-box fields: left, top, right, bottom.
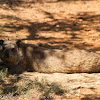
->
left=56, top=25, right=60, bottom=27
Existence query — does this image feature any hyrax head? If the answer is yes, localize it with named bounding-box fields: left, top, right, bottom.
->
left=0, top=40, right=21, bottom=65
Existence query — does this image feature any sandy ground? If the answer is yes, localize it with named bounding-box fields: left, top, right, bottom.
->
left=0, top=0, right=100, bottom=99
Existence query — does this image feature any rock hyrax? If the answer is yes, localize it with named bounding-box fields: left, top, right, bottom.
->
left=0, top=40, right=100, bottom=74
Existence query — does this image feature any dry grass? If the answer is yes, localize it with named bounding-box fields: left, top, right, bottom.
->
left=0, top=70, right=69, bottom=99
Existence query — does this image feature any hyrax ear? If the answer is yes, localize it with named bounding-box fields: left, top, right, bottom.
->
left=16, top=40, right=21, bottom=48
left=0, top=40, right=4, bottom=45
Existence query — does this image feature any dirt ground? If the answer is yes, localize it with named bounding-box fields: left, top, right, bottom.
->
left=0, top=0, right=100, bottom=99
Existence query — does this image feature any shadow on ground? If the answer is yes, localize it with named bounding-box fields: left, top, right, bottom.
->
left=0, top=10, right=100, bottom=50
left=0, top=0, right=96, bottom=8
left=81, top=95, right=100, bottom=100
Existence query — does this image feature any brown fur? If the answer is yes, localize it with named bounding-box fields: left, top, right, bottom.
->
left=0, top=40, right=100, bottom=74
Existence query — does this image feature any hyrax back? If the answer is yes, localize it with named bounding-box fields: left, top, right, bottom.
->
left=0, top=40, right=100, bottom=74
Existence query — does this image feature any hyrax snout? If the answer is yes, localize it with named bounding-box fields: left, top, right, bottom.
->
left=0, top=40, right=100, bottom=74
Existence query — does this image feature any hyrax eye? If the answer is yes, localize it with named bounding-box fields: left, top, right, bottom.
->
left=3, top=47, right=6, bottom=50
left=0, top=45, right=2, bottom=50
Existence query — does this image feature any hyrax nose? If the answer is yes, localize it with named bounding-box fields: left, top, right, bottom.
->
left=11, top=48, right=16, bottom=51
